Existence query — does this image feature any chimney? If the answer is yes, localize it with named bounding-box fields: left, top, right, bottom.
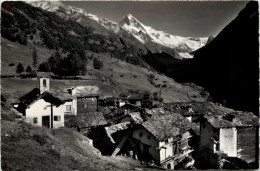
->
left=40, top=78, right=50, bottom=94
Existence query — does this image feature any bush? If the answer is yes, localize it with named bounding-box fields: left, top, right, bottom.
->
left=38, top=62, right=50, bottom=72
left=16, top=63, right=24, bottom=74
left=26, top=65, right=32, bottom=72
left=93, top=58, right=103, bottom=70
left=8, top=63, right=15, bottom=67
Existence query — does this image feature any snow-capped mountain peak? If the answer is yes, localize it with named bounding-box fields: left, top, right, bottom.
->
left=119, top=14, right=208, bottom=58
left=26, top=1, right=208, bottom=58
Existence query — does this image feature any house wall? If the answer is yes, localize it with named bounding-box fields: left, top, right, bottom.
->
left=159, top=140, right=174, bottom=162
left=200, top=120, right=219, bottom=153
left=132, top=127, right=160, bottom=162
left=25, top=99, right=64, bottom=128
left=219, top=128, right=237, bottom=157
left=63, top=99, right=77, bottom=115
left=77, top=97, right=98, bottom=115
left=237, top=127, right=257, bottom=163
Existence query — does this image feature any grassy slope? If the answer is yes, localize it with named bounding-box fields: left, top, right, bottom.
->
left=1, top=109, right=135, bottom=170
left=1, top=42, right=208, bottom=103
left=1, top=38, right=54, bottom=75
left=86, top=52, right=207, bottom=102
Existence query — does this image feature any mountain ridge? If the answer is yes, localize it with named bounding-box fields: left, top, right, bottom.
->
left=27, top=1, right=208, bottom=58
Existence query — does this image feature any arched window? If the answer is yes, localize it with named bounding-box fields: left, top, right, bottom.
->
left=167, top=163, right=171, bottom=169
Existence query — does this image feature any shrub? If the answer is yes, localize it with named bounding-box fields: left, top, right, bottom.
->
left=16, top=63, right=24, bottom=74
left=38, top=62, right=50, bottom=72
left=93, top=58, right=103, bottom=70
left=26, top=65, right=32, bottom=72
left=8, top=63, right=15, bottom=67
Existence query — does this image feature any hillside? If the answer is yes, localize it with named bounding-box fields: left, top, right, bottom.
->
left=169, top=1, right=259, bottom=115
left=28, top=1, right=207, bottom=59
left=1, top=108, right=136, bottom=170
left=1, top=1, right=149, bottom=71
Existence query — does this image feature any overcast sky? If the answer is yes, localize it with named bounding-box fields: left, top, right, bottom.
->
left=63, top=1, right=247, bottom=37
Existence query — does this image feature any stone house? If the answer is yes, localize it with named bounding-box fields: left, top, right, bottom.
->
left=199, top=111, right=259, bottom=168
left=132, top=114, right=196, bottom=169
left=71, top=86, right=99, bottom=115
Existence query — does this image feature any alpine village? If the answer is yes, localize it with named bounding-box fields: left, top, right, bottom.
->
left=1, top=1, right=259, bottom=170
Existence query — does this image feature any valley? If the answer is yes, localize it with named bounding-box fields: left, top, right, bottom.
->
left=1, top=1, right=258, bottom=170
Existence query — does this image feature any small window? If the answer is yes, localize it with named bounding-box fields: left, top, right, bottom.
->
left=44, top=106, right=47, bottom=110
left=167, top=163, right=171, bottom=169
left=66, top=105, right=71, bottom=112
left=139, top=132, right=143, bottom=137
left=43, top=79, right=47, bottom=87
left=33, top=118, right=37, bottom=124
left=54, top=116, right=61, bottom=121
left=147, top=135, right=151, bottom=139
left=84, top=104, right=87, bottom=108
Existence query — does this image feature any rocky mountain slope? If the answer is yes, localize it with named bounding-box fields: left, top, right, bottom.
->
left=27, top=1, right=207, bottom=58
left=2, top=1, right=149, bottom=68
left=120, top=14, right=208, bottom=58
left=170, top=1, right=259, bottom=115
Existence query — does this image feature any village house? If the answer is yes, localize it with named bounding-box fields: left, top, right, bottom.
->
left=199, top=111, right=259, bottom=169
left=117, top=90, right=163, bottom=109
left=87, top=122, right=131, bottom=156
left=65, top=111, right=108, bottom=135
left=71, top=86, right=99, bottom=115
left=18, top=78, right=65, bottom=128
left=131, top=114, right=196, bottom=170
left=163, top=102, right=234, bottom=123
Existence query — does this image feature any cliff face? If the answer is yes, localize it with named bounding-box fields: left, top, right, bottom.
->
left=172, top=2, right=259, bottom=115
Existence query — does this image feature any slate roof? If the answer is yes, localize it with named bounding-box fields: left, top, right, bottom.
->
left=120, top=112, right=143, bottom=124
left=142, top=113, right=196, bottom=141
left=65, top=112, right=107, bottom=128
left=19, top=88, right=64, bottom=107
left=164, top=102, right=234, bottom=116
left=145, top=108, right=169, bottom=118
left=105, top=122, right=130, bottom=135
left=204, top=111, right=259, bottom=128
left=72, top=86, right=100, bottom=97
left=47, top=89, right=74, bottom=101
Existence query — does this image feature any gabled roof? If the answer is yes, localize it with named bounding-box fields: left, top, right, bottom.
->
left=120, top=103, right=143, bottom=112
left=47, top=89, right=74, bottom=101
left=164, top=102, right=234, bottom=116
left=204, top=111, right=258, bottom=128
left=105, top=122, right=130, bottom=135
left=72, top=86, right=100, bottom=97
left=145, top=108, right=169, bottom=117
left=120, top=112, right=143, bottom=124
left=19, top=88, right=64, bottom=107
left=128, top=93, right=143, bottom=100
left=65, top=112, right=107, bottom=128
left=141, top=114, right=195, bottom=141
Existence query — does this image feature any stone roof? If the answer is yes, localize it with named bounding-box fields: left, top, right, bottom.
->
left=105, top=122, right=130, bottom=135
left=204, top=111, right=259, bottom=128
left=145, top=108, right=169, bottom=118
left=120, top=112, right=143, bottom=124
left=142, top=114, right=195, bottom=141
left=65, top=112, right=107, bottom=128
left=164, top=102, right=234, bottom=116
left=72, top=86, right=100, bottom=97
left=47, top=89, right=74, bottom=101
